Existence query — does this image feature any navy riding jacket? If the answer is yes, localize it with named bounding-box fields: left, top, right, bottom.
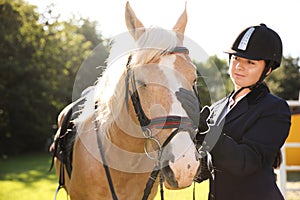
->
left=207, top=83, right=291, bottom=200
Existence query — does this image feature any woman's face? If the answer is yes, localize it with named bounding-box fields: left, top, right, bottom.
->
left=229, top=55, right=267, bottom=90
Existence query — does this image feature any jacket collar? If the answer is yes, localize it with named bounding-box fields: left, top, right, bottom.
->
left=245, top=82, right=270, bottom=105
left=212, top=83, right=270, bottom=125
left=224, top=97, right=248, bottom=124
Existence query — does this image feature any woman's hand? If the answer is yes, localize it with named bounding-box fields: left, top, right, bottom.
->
left=176, top=88, right=210, bottom=133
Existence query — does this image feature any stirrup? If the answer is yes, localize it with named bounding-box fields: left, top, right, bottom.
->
left=54, top=184, right=69, bottom=200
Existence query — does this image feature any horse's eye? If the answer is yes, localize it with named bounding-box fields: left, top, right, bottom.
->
left=136, top=80, right=147, bottom=87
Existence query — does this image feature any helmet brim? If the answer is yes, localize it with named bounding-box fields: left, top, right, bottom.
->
left=224, top=49, right=280, bottom=70
left=224, top=49, right=262, bottom=61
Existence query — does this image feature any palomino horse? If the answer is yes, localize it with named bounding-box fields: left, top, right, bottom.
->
left=52, top=2, right=203, bottom=199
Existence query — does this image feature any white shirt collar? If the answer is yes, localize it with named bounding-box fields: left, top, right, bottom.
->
left=228, top=92, right=248, bottom=111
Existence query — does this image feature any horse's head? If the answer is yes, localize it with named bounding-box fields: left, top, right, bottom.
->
left=119, top=2, right=200, bottom=189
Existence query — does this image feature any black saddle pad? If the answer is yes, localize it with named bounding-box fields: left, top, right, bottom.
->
left=53, top=96, right=87, bottom=177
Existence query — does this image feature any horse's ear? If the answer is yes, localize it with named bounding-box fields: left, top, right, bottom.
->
left=172, top=3, right=187, bottom=44
left=125, top=1, right=145, bottom=40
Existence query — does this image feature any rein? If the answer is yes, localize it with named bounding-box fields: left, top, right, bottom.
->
left=95, top=46, right=195, bottom=200
left=94, top=116, right=118, bottom=200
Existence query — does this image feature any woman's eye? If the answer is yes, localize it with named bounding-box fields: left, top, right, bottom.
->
left=248, top=60, right=255, bottom=65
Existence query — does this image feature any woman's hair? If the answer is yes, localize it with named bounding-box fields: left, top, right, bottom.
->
left=273, top=150, right=282, bottom=169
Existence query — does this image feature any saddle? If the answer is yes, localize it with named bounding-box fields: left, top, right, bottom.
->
left=50, top=96, right=87, bottom=178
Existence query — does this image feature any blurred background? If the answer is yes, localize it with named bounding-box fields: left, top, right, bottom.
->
left=0, top=0, right=299, bottom=199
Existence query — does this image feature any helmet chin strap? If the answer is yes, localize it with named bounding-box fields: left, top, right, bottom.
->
left=232, top=61, right=271, bottom=100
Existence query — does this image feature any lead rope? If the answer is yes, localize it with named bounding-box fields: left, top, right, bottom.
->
left=141, top=166, right=165, bottom=200
left=193, top=182, right=196, bottom=200
left=159, top=173, right=164, bottom=200
left=142, top=166, right=160, bottom=200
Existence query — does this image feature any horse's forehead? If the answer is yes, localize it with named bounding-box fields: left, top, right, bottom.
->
left=158, top=54, right=195, bottom=86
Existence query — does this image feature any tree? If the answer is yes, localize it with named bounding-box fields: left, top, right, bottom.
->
left=195, top=55, right=231, bottom=106
left=0, top=0, right=47, bottom=154
left=0, top=0, right=109, bottom=155
left=2, top=0, right=298, bottom=156
left=267, top=56, right=300, bottom=100
left=71, top=18, right=109, bottom=99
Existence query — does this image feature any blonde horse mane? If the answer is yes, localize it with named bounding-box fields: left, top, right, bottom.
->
left=93, top=26, right=179, bottom=135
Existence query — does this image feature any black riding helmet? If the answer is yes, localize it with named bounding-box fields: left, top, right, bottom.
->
left=225, top=23, right=283, bottom=94
left=225, top=23, right=282, bottom=69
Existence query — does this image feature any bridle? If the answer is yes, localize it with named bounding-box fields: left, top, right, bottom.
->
left=125, top=46, right=195, bottom=137
left=95, top=46, right=197, bottom=200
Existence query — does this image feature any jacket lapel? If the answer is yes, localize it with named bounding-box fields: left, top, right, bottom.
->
left=210, top=83, right=270, bottom=127
left=210, top=97, right=229, bottom=125
left=224, top=98, right=249, bottom=124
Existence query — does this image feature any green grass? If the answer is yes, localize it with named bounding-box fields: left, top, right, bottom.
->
left=0, top=153, right=59, bottom=200
left=0, top=153, right=208, bottom=200
left=154, top=182, right=209, bottom=200
left=1, top=153, right=299, bottom=200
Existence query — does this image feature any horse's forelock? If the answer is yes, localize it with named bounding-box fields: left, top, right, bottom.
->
left=134, top=27, right=178, bottom=64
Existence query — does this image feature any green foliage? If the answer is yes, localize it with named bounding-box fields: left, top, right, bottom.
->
left=1, top=0, right=299, bottom=156
left=267, top=56, right=300, bottom=100
left=195, top=55, right=232, bottom=106
left=0, top=0, right=109, bottom=155
left=0, top=0, right=47, bottom=154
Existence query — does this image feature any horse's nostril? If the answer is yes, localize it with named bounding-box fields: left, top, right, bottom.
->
left=162, top=165, right=179, bottom=188
left=187, top=164, right=191, bottom=169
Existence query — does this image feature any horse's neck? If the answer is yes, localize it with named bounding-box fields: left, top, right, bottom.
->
left=102, top=115, right=159, bottom=173
left=112, top=171, right=159, bottom=200
left=109, top=122, right=144, bottom=152
left=78, top=101, right=161, bottom=170
left=71, top=117, right=159, bottom=200
left=96, top=121, right=159, bottom=199
left=109, top=104, right=146, bottom=152
left=106, top=125, right=160, bottom=199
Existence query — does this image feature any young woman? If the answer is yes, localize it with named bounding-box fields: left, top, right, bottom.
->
left=176, top=24, right=291, bottom=200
